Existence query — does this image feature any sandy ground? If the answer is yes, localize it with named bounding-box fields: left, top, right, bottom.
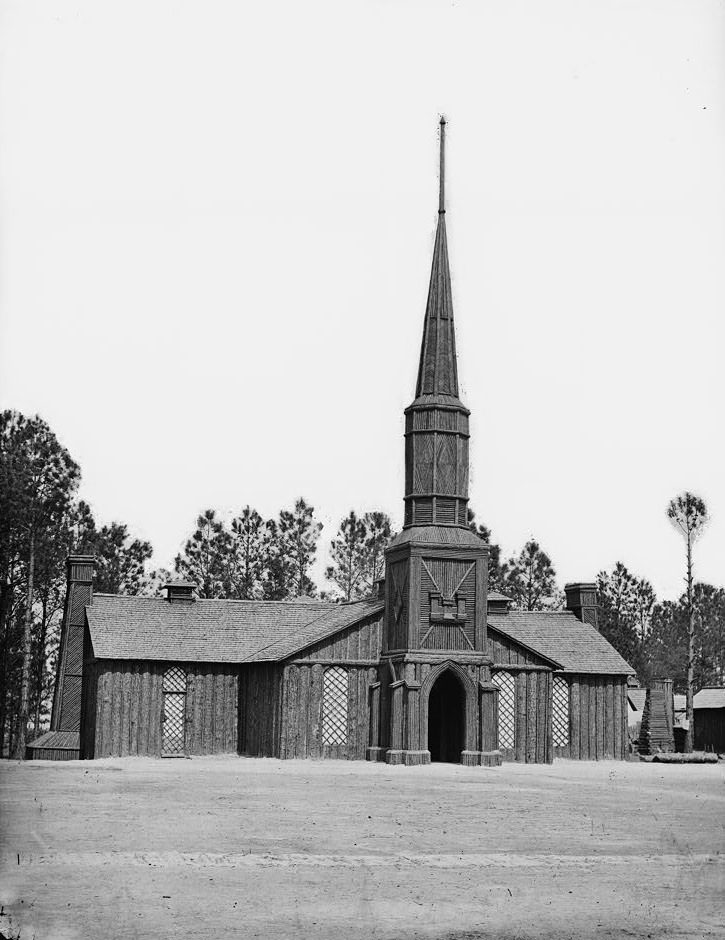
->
left=0, top=757, right=723, bottom=940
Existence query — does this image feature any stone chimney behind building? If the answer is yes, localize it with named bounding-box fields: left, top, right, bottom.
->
left=564, top=582, right=599, bottom=630
left=638, top=678, right=675, bottom=754
left=50, top=555, right=96, bottom=734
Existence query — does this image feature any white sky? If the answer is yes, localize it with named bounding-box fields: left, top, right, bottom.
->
left=1, top=0, right=724, bottom=600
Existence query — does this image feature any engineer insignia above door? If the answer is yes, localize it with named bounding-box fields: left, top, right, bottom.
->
left=430, top=592, right=466, bottom=622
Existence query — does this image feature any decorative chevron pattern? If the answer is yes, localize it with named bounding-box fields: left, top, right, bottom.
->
left=70, top=586, right=91, bottom=625
left=435, top=433, right=457, bottom=494
left=552, top=675, right=569, bottom=747
left=422, top=559, right=474, bottom=598
left=414, top=435, right=435, bottom=492
left=322, top=667, right=348, bottom=746
left=493, top=670, right=515, bottom=749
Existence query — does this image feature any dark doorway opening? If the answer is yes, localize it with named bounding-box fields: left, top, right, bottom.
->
left=427, top=670, right=465, bottom=763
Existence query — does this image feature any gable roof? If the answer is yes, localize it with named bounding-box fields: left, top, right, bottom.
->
left=488, top=591, right=513, bottom=603
left=86, top=594, right=384, bottom=664
left=487, top=623, right=562, bottom=669
left=628, top=689, right=647, bottom=712
left=693, top=688, right=725, bottom=709
left=488, top=610, right=633, bottom=675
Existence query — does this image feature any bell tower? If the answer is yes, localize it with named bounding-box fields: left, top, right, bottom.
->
left=367, top=119, right=501, bottom=767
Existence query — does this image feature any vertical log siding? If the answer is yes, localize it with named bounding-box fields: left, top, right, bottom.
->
left=85, top=660, right=238, bottom=758
left=553, top=674, right=628, bottom=760
left=279, top=663, right=377, bottom=759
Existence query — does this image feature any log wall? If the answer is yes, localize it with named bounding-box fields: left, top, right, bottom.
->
left=554, top=674, right=628, bottom=760
left=694, top=709, right=725, bottom=753
left=80, top=627, right=98, bottom=758
left=488, top=626, right=552, bottom=668
left=84, top=659, right=239, bottom=758
left=293, top=614, right=382, bottom=663
left=279, top=663, right=377, bottom=759
left=495, top=668, right=552, bottom=764
left=238, top=663, right=282, bottom=756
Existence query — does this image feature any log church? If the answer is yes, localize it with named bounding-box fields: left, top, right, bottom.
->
left=29, top=120, right=633, bottom=765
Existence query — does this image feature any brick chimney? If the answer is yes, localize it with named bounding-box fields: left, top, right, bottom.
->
left=564, top=582, right=599, bottom=630
left=51, top=555, right=96, bottom=733
left=164, top=581, right=196, bottom=604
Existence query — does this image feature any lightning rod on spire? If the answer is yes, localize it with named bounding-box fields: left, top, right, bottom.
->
left=439, top=116, right=446, bottom=214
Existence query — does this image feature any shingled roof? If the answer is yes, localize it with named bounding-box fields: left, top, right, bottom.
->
left=488, top=610, right=633, bottom=675
left=693, top=688, right=725, bottom=709
left=86, top=594, right=384, bottom=664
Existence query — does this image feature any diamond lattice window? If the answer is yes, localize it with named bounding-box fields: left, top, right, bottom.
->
left=493, top=670, right=515, bottom=749
left=163, top=666, right=187, bottom=693
left=552, top=675, right=570, bottom=747
left=322, top=667, right=348, bottom=746
left=162, top=666, right=187, bottom=756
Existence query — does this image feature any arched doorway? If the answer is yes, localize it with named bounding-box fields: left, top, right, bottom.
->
left=427, top=670, right=465, bottom=763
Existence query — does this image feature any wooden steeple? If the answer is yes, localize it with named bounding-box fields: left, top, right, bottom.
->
left=404, top=117, right=471, bottom=529
left=371, top=124, right=498, bottom=766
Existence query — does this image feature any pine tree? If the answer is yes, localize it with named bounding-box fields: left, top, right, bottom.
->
left=228, top=506, right=267, bottom=599
left=596, top=563, right=654, bottom=677
left=667, top=492, right=709, bottom=752
left=0, top=412, right=81, bottom=758
left=467, top=509, right=502, bottom=591
left=361, top=511, right=392, bottom=592
left=326, top=511, right=369, bottom=601
left=265, top=499, right=322, bottom=598
left=80, top=522, right=153, bottom=595
left=175, top=509, right=230, bottom=598
left=502, top=539, right=557, bottom=611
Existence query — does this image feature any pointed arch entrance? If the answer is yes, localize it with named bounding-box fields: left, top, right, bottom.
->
left=427, top=669, right=466, bottom=763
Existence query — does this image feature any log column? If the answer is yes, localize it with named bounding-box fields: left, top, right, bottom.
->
left=366, top=681, right=386, bottom=762
left=386, top=680, right=406, bottom=764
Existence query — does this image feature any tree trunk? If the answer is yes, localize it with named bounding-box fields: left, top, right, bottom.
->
left=33, top=596, right=49, bottom=734
left=13, top=530, right=35, bottom=759
left=0, top=572, right=10, bottom=757
left=685, top=537, right=694, bottom=753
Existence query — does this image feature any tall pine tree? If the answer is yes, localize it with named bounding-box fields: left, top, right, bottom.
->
left=326, top=511, right=368, bottom=601
left=501, top=539, right=558, bottom=611
left=175, top=509, right=230, bottom=598
left=228, top=506, right=267, bottom=599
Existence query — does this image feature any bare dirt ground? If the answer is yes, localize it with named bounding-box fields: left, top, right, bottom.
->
left=0, top=757, right=723, bottom=940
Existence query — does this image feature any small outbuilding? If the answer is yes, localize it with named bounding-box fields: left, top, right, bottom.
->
left=694, top=688, right=725, bottom=754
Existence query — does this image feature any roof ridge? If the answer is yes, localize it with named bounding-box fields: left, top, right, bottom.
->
left=506, top=609, right=575, bottom=615
left=95, top=594, right=335, bottom=607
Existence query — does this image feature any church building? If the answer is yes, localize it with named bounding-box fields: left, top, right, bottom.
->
left=29, top=121, right=632, bottom=765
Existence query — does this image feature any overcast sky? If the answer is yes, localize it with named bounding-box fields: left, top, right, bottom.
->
left=1, top=0, right=724, bottom=600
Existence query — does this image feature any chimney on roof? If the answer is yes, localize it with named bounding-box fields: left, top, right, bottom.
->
left=374, top=576, right=386, bottom=600
left=51, top=555, right=96, bottom=734
left=564, top=582, right=599, bottom=630
left=164, top=581, right=196, bottom=604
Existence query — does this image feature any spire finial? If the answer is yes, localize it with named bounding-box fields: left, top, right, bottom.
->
left=438, top=116, right=446, bottom=214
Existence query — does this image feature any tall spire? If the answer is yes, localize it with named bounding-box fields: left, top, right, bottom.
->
left=403, top=119, right=470, bottom=530
left=414, top=117, right=460, bottom=400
